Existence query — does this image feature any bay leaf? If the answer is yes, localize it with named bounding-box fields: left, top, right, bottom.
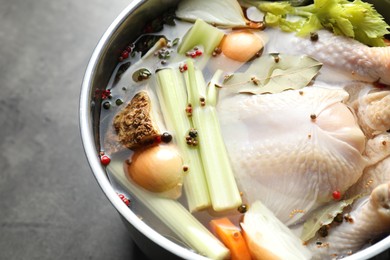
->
left=223, top=53, right=322, bottom=94
left=300, top=196, right=357, bottom=242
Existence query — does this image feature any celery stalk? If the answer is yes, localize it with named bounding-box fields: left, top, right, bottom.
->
left=185, top=59, right=242, bottom=212
left=177, top=19, right=225, bottom=55
left=155, top=69, right=211, bottom=212
left=206, top=69, right=222, bottom=107
left=108, top=161, right=230, bottom=260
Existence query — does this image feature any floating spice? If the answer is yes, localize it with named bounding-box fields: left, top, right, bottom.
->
left=102, top=101, right=111, bottom=110
left=334, top=213, right=343, bottom=223
left=113, top=91, right=161, bottom=150
left=318, top=225, right=329, bottom=237
left=179, top=63, right=188, bottom=73
left=310, top=32, right=319, bottom=41
left=332, top=190, right=341, bottom=200
left=189, top=129, right=198, bottom=138
left=186, top=128, right=199, bottom=146
left=200, top=97, right=206, bottom=106
left=158, top=48, right=171, bottom=59
left=186, top=47, right=203, bottom=58
left=100, top=154, right=111, bottom=166
left=271, top=53, right=280, bottom=63
left=121, top=50, right=129, bottom=59
left=161, top=132, right=173, bottom=143
left=223, top=74, right=234, bottom=84
left=172, top=38, right=179, bottom=46
left=344, top=213, right=354, bottom=223
left=185, top=104, right=192, bottom=116
left=237, top=204, right=248, bottom=213
left=251, top=76, right=260, bottom=86
left=95, top=89, right=112, bottom=100
left=212, top=47, right=222, bottom=57
left=115, top=98, right=124, bottom=106
left=132, top=68, right=152, bottom=82
left=118, top=193, right=131, bottom=206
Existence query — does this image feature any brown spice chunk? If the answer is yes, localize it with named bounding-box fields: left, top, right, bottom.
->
left=113, top=91, right=160, bottom=150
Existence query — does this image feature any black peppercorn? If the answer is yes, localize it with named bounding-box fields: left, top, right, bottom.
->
left=237, top=204, right=248, bottom=213
left=334, top=213, right=343, bottom=223
left=189, top=129, right=198, bottom=138
left=102, top=101, right=111, bottom=109
left=161, top=132, right=173, bottom=143
left=310, top=32, right=319, bottom=41
left=318, top=225, right=329, bottom=237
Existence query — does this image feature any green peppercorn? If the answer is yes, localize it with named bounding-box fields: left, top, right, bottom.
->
left=172, top=38, right=179, bottom=46
left=115, top=98, right=124, bottom=106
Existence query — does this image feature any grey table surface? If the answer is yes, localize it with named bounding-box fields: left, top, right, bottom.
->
left=0, top=0, right=150, bottom=259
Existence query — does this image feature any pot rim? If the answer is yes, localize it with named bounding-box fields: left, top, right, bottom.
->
left=79, top=1, right=206, bottom=259
left=79, top=1, right=390, bottom=259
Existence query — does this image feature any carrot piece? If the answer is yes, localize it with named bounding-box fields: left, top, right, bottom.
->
left=210, top=217, right=252, bottom=260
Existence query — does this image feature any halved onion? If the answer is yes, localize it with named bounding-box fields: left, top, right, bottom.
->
left=221, top=30, right=264, bottom=62
left=126, top=144, right=183, bottom=199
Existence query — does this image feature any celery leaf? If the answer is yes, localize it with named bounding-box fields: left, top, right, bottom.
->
left=257, top=0, right=390, bottom=46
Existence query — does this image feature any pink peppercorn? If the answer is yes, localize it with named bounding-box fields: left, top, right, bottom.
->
left=100, top=155, right=111, bottom=166
left=195, top=50, right=203, bottom=56
left=332, top=190, right=341, bottom=200
left=118, top=193, right=131, bottom=206
left=121, top=50, right=129, bottom=59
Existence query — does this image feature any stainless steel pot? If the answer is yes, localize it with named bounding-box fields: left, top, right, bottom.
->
left=79, top=1, right=200, bottom=259
left=80, top=1, right=390, bottom=259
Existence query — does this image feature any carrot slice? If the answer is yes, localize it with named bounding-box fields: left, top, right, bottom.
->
left=210, top=217, right=252, bottom=260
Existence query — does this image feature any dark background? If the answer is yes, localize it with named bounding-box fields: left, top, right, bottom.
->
left=0, top=0, right=149, bottom=259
